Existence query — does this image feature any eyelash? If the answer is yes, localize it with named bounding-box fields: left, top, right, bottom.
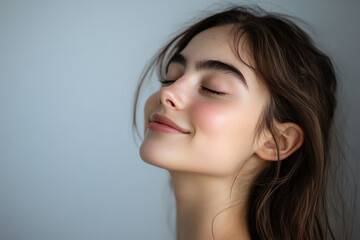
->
left=201, top=86, right=226, bottom=96
left=159, top=79, right=175, bottom=86
left=159, top=79, right=226, bottom=96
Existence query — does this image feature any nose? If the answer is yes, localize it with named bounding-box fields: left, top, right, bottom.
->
left=159, top=80, right=186, bottom=110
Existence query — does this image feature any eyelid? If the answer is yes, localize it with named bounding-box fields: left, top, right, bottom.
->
left=159, top=78, right=227, bottom=96
left=200, top=86, right=226, bottom=96
left=159, top=79, right=176, bottom=86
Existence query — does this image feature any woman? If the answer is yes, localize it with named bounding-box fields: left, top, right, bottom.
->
left=134, top=6, right=344, bottom=240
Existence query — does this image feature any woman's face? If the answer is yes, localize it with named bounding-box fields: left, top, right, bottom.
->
left=140, top=25, right=270, bottom=177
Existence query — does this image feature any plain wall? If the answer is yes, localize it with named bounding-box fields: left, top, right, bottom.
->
left=0, top=0, right=359, bottom=239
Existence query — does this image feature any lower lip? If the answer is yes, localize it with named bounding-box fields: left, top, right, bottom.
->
left=148, top=122, right=187, bottom=134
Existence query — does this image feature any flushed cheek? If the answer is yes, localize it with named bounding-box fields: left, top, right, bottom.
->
left=190, top=101, right=244, bottom=135
left=189, top=102, right=259, bottom=175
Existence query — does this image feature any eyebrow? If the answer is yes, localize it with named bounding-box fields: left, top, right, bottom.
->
left=167, top=53, right=248, bottom=89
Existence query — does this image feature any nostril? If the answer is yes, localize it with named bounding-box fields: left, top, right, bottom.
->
left=166, top=99, right=175, bottom=107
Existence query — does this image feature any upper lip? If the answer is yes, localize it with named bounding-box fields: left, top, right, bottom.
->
left=150, top=114, right=190, bottom=134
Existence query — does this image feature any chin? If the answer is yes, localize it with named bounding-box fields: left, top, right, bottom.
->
left=139, top=141, right=171, bottom=170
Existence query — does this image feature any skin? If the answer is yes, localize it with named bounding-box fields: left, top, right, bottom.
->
left=139, top=25, right=304, bottom=240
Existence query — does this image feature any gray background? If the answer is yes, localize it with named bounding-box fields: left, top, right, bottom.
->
left=0, top=0, right=359, bottom=239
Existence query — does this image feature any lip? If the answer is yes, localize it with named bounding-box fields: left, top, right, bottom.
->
left=149, top=114, right=190, bottom=134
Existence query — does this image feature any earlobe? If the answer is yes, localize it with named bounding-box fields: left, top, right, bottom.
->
left=255, top=122, right=304, bottom=161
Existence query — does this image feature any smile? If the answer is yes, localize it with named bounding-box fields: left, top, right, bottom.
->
left=149, top=114, right=190, bottom=134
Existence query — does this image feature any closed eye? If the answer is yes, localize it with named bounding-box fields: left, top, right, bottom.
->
left=159, top=79, right=176, bottom=86
left=200, top=86, right=226, bottom=96
left=159, top=79, right=226, bottom=96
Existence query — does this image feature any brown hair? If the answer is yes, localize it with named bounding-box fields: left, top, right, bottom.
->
left=133, top=6, right=346, bottom=240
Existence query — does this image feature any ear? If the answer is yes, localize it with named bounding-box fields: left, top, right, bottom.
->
left=255, top=122, right=304, bottom=161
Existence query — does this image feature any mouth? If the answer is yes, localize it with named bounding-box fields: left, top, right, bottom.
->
left=149, top=114, right=190, bottom=134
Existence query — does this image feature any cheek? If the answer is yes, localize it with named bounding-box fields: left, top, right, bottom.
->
left=189, top=101, right=261, bottom=175
left=191, top=96, right=264, bottom=137
left=191, top=101, right=245, bottom=135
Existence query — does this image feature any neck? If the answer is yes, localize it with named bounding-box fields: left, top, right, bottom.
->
left=169, top=171, right=251, bottom=240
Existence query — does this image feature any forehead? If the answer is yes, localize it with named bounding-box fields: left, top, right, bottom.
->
left=181, top=25, right=234, bottom=60
left=180, top=25, right=253, bottom=69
